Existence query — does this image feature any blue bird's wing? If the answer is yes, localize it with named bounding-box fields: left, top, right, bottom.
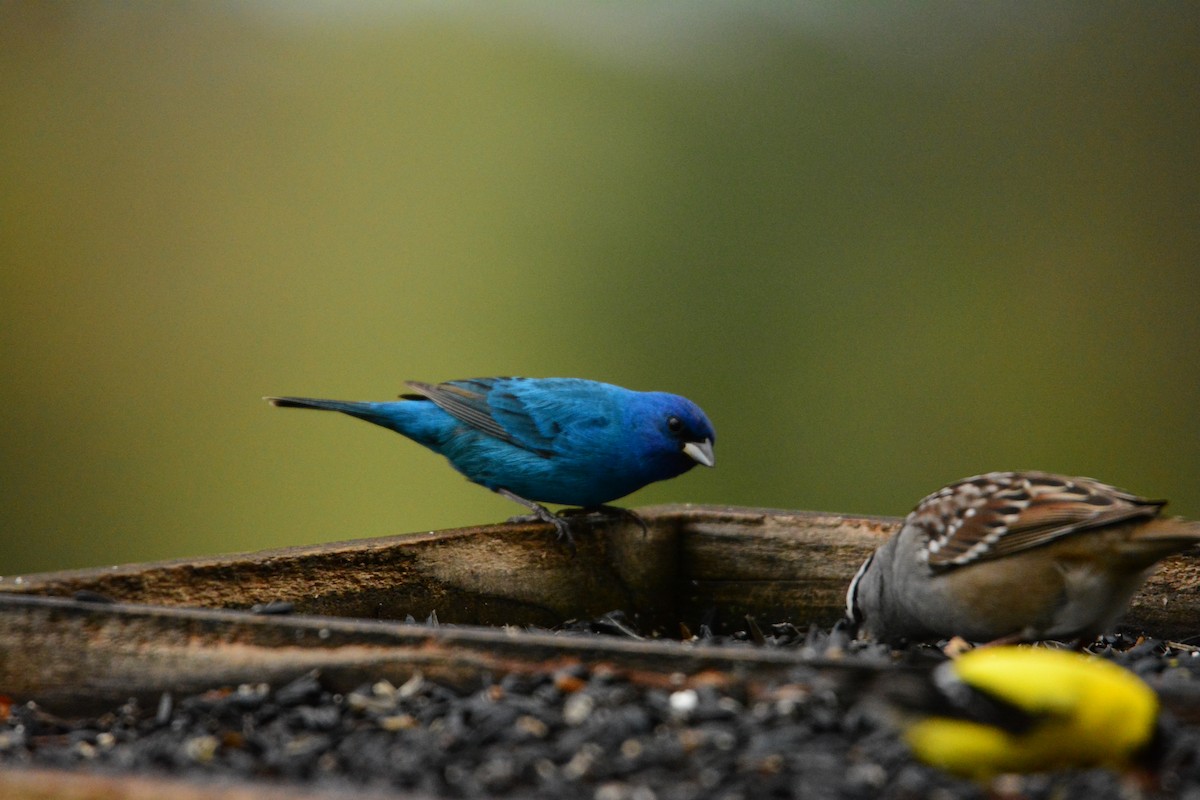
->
left=403, top=380, right=514, bottom=443
left=404, top=378, right=574, bottom=458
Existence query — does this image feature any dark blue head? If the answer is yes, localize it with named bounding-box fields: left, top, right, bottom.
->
left=628, top=391, right=716, bottom=479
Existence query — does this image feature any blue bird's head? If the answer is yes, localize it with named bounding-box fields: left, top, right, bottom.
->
left=631, top=392, right=716, bottom=480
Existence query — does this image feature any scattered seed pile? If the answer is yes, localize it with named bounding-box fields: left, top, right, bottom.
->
left=3, top=620, right=1200, bottom=799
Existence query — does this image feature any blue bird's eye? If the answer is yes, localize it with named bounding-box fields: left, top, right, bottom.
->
left=667, top=416, right=684, bottom=434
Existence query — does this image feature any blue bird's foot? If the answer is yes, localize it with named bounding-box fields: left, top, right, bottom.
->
left=561, top=505, right=650, bottom=538
left=497, top=489, right=577, bottom=552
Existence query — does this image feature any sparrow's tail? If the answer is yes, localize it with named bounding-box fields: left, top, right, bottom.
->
left=1120, top=516, right=1200, bottom=567
left=1132, top=517, right=1200, bottom=543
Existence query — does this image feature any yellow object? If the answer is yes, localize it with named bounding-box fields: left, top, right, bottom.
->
left=904, top=647, right=1159, bottom=780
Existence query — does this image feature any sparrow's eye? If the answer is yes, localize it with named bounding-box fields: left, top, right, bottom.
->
left=667, top=416, right=684, bottom=434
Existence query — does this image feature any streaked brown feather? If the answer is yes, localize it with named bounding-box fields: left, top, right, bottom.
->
left=913, top=471, right=1166, bottom=569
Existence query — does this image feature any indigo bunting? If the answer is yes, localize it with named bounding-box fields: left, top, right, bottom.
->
left=266, top=377, right=715, bottom=542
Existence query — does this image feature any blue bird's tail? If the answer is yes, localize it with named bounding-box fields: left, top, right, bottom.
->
left=265, top=395, right=430, bottom=441
left=266, top=396, right=379, bottom=415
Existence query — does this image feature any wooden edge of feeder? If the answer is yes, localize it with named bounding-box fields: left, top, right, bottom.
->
left=0, top=504, right=898, bottom=595
left=0, top=504, right=905, bottom=631
left=0, top=767, right=423, bottom=800
left=3, top=503, right=1200, bottom=709
left=1, top=501, right=1199, bottom=634
left=9, top=587, right=1200, bottom=709
left=0, top=592, right=862, bottom=715
left=0, top=511, right=683, bottom=628
left=5, top=506, right=1200, bottom=798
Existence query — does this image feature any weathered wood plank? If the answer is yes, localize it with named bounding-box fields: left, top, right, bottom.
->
left=0, top=768, right=413, bottom=800
left=3, top=503, right=1200, bottom=800
left=0, top=593, right=838, bottom=715
left=3, top=504, right=1199, bottom=636
left=0, top=515, right=682, bottom=631
left=669, top=506, right=899, bottom=631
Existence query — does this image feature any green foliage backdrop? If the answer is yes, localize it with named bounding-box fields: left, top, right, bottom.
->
left=2, top=4, right=1198, bottom=573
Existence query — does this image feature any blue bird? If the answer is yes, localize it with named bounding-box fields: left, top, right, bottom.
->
left=265, top=377, right=715, bottom=544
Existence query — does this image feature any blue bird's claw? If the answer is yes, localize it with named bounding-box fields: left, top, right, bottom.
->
left=560, top=506, right=649, bottom=538
left=498, top=489, right=577, bottom=552
left=548, top=515, right=576, bottom=552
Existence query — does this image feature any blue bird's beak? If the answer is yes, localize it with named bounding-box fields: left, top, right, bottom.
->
left=682, top=439, right=715, bottom=468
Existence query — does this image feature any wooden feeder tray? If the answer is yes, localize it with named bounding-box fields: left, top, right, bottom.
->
left=3, top=504, right=1200, bottom=798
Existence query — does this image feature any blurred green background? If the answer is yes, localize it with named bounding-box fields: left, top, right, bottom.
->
left=2, top=4, right=1198, bottom=575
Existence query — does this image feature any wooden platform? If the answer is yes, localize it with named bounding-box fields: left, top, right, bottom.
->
left=3, top=504, right=1200, bottom=798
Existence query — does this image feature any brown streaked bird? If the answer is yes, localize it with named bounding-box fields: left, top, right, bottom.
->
left=846, top=471, right=1200, bottom=644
